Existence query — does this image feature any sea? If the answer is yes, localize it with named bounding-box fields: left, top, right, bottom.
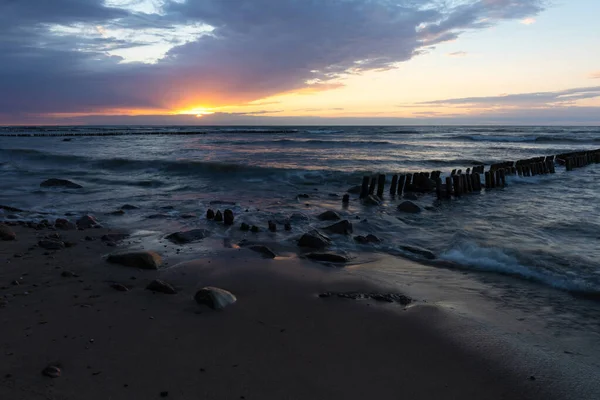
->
left=2, top=125, right=600, bottom=387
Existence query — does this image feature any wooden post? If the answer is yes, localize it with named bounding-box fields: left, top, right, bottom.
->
left=451, top=169, right=456, bottom=176
left=342, top=194, right=350, bottom=204
left=405, top=174, right=413, bottom=190
left=566, top=158, right=573, bottom=171
left=445, top=176, right=452, bottom=198
left=390, top=175, right=398, bottom=195
left=436, top=178, right=442, bottom=200
left=452, top=175, right=462, bottom=196
left=360, top=176, right=370, bottom=199
left=500, top=170, right=506, bottom=187
left=368, top=176, right=377, bottom=195
left=397, top=175, right=406, bottom=196
left=485, top=171, right=491, bottom=189
left=474, top=172, right=482, bottom=191
left=376, top=174, right=386, bottom=197
left=517, top=166, right=523, bottom=177
left=464, top=173, right=472, bottom=193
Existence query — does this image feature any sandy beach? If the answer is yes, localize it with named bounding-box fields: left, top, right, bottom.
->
left=0, top=221, right=580, bottom=400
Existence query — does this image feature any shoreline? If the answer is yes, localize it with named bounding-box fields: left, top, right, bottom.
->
left=1, top=222, right=594, bottom=399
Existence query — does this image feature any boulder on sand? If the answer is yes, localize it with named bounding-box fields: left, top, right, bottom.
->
left=40, top=179, right=82, bottom=189
left=55, top=218, right=76, bottom=230
left=146, top=279, right=177, bottom=294
left=165, top=229, right=210, bottom=244
left=318, top=211, right=341, bottom=221
left=76, top=215, right=99, bottom=229
left=324, top=220, right=353, bottom=235
left=194, top=287, right=237, bottom=310
left=107, top=251, right=162, bottom=270
left=38, top=240, right=65, bottom=250
left=397, top=201, right=421, bottom=214
left=0, top=224, right=16, bottom=241
left=298, top=230, right=332, bottom=249
left=399, top=244, right=436, bottom=260
left=306, top=252, right=350, bottom=263
left=249, top=245, right=277, bottom=259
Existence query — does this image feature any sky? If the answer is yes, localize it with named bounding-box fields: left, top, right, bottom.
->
left=0, top=0, right=599, bottom=125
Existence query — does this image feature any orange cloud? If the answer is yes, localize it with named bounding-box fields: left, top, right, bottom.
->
left=590, top=71, right=600, bottom=79
left=521, top=18, right=536, bottom=25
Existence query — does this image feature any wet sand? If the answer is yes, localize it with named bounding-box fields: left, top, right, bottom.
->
left=0, top=224, right=570, bottom=399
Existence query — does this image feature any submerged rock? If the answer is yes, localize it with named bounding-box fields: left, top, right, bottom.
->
left=397, top=201, right=421, bottom=214
left=268, top=221, right=277, bottom=232
left=107, top=251, right=162, bottom=270
left=249, top=245, right=277, bottom=259
left=399, top=245, right=436, bottom=260
left=319, top=291, right=412, bottom=305
left=0, top=224, right=16, bottom=241
left=298, top=230, right=331, bottom=249
left=40, top=178, right=82, bottom=189
left=224, top=209, right=234, bottom=226
left=284, top=222, right=292, bottom=231
left=55, top=218, right=76, bottom=230
left=165, top=229, right=210, bottom=244
left=318, top=211, right=341, bottom=221
left=194, top=287, right=237, bottom=310
left=121, top=204, right=139, bottom=210
left=306, top=252, right=350, bottom=263
left=146, top=279, right=177, bottom=294
left=240, top=222, right=250, bottom=231
left=76, top=215, right=99, bottom=229
left=324, top=220, right=353, bottom=235
left=354, top=234, right=381, bottom=244
left=250, top=225, right=260, bottom=233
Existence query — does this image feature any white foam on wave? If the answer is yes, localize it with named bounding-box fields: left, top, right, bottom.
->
left=440, top=242, right=599, bottom=294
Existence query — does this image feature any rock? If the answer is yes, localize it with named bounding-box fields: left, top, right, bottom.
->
left=318, top=211, right=341, bottom=221
left=107, top=251, right=162, bottom=270
left=0, top=205, right=23, bottom=212
left=306, top=253, right=349, bottom=263
left=85, top=236, right=94, bottom=241
left=397, top=201, right=421, bottom=214
left=42, top=365, right=61, bottom=378
left=297, top=194, right=310, bottom=199
left=146, top=279, right=177, bottom=294
left=38, top=240, right=65, bottom=250
left=107, top=210, right=125, bottom=216
left=347, top=185, right=362, bottom=194
left=319, top=291, right=411, bottom=305
left=298, top=230, right=331, bottom=249
left=165, top=229, right=210, bottom=244
left=224, top=209, right=234, bottom=226
left=399, top=245, right=435, bottom=260
left=250, top=225, right=260, bottom=233
left=214, top=210, right=223, bottom=222
left=61, top=271, right=77, bottom=278
left=194, top=287, right=237, bottom=310
left=40, top=179, right=82, bottom=189
left=180, top=213, right=197, bottom=219
left=362, top=195, right=381, bottom=206
left=342, top=194, right=350, bottom=203
left=240, top=223, right=250, bottom=231
left=110, top=283, right=129, bottom=292
left=249, top=245, right=277, bottom=259
left=0, top=224, right=16, bottom=241
left=55, top=218, right=76, bottom=230
left=289, top=213, right=310, bottom=222
left=366, top=234, right=381, bottom=243
left=121, top=204, right=138, bottom=210
left=284, top=222, right=292, bottom=231
left=268, top=221, right=277, bottom=232
left=324, top=220, right=353, bottom=235
left=206, top=209, right=215, bottom=220
left=101, top=233, right=129, bottom=242
left=76, top=215, right=99, bottom=229
left=64, top=241, right=77, bottom=248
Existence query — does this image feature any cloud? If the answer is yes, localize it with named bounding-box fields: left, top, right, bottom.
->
left=0, top=0, right=547, bottom=119
left=420, top=86, right=600, bottom=107
left=590, top=71, right=600, bottom=79
left=521, top=17, right=536, bottom=24
left=447, top=51, right=468, bottom=57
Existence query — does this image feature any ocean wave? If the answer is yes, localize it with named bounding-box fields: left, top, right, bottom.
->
left=439, top=242, right=600, bottom=296
left=207, top=138, right=394, bottom=147
left=449, top=135, right=600, bottom=143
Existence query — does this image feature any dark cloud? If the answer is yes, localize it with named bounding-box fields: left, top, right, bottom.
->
left=0, top=0, right=546, bottom=120
left=420, top=86, right=600, bottom=107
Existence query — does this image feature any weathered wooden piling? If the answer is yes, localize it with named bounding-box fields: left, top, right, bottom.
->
left=360, top=176, right=370, bottom=199
left=485, top=171, right=491, bottom=189
left=500, top=170, right=506, bottom=187
left=463, top=173, right=471, bottom=193
left=397, top=175, right=406, bottom=196
left=342, top=194, right=350, bottom=204
left=436, top=178, right=442, bottom=199
left=376, top=174, right=386, bottom=197
left=445, top=176, right=452, bottom=198
left=451, top=169, right=457, bottom=176
left=390, top=175, right=398, bottom=195
left=452, top=175, right=462, bottom=196
left=405, top=174, right=413, bottom=189
left=368, top=176, right=377, bottom=195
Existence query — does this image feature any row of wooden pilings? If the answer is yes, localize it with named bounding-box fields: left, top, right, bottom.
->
left=356, top=148, right=600, bottom=201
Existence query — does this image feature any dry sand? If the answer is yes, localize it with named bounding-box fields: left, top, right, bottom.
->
left=0, top=224, right=563, bottom=399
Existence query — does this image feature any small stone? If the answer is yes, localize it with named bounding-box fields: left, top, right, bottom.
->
left=240, top=223, right=250, bottom=231
left=224, top=209, right=234, bottom=226
left=146, top=279, right=177, bottom=294
left=42, top=365, right=61, bottom=378
left=206, top=209, right=215, bottom=219
left=284, top=222, right=292, bottom=231
left=317, top=211, right=341, bottom=221
left=297, top=194, right=310, bottom=199
left=38, top=240, right=65, bottom=250
left=160, top=391, right=169, bottom=397
left=0, top=224, right=17, bottom=241
left=55, top=218, right=76, bottom=230
left=165, top=229, right=210, bottom=244
left=529, top=376, right=536, bottom=381
left=106, top=251, right=162, bottom=270
left=397, top=201, right=421, bottom=214
left=249, top=245, right=277, bottom=259
left=268, top=221, right=277, bottom=232
left=250, top=225, right=260, bottom=233
left=214, top=210, right=223, bottom=222
left=194, top=287, right=237, bottom=310
left=110, top=283, right=129, bottom=292
left=76, top=215, right=99, bottom=229
left=180, top=213, right=197, bottom=219
left=101, top=233, right=129, bottom=242
left=323, top=220, right=353, bottom=235
left=61, top=271, right=77, bottom=278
